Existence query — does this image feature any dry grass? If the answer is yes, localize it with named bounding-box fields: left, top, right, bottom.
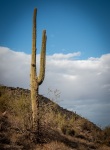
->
left=0, top=85, right=110, bottom=150
left=98, top=145, right=110, bottom=150
left=35, top=141, right=73, bottom=150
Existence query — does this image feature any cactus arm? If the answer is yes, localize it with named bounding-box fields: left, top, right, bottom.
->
left=38, top=30, right=47, bottom=85
left=32, top=8, right=37, bottom=64
left=31, top=8, right=37, bottom=78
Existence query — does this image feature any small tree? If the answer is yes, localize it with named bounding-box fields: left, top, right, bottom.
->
left=30, top=8, right=47, bottom=134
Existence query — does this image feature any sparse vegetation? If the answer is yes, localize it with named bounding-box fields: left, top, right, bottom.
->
left=0, top=85, right=110, bottom=150
left=102, top=126, right=110, bottom=146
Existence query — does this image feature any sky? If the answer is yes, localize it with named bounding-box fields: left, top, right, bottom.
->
left=0, top=0, right=110, bottom=128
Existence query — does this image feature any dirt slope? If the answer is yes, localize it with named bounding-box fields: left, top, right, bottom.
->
left=0, top=85, right=110, bottom=150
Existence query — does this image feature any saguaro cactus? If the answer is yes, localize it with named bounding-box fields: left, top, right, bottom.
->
left=30, top=8, right=46, bottom=132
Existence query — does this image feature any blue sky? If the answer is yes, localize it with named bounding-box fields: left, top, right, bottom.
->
left=0, top=0, right=110, bottom=127
left=0, top=0, right=110, bottom=59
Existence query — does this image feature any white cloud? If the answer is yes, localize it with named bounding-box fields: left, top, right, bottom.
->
left=50, top=52, right=81, bottom=60
left=0, top=47, right=31, bottom=88
left=0, top=46, right=110, bottom=127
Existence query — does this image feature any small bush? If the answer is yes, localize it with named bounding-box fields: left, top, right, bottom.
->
left=103, top=126, right=110, bottom=138
left=61, top=125, right=75, bottom=136
left=102, top=126, right=110, bottom=146
left=81, top=120, right=93, bottom=132
left=0, top=87, right=10, bottom=112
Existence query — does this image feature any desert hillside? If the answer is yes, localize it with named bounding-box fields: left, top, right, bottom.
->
left=0, top=85, right=110, bottom=150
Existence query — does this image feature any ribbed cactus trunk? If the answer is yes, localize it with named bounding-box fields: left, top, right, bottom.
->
left=30, top=8, right=46, bottom=134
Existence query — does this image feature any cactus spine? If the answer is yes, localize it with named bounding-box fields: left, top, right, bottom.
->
left=30, top=8, right=46, bottom=132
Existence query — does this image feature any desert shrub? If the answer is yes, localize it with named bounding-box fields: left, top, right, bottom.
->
left=0, top=93, right=8, bottom=112
left=54, top=112, right=66, bottom=128
left=104, top=126, right=110, bottom=138
left=47, top=88, right=61, bottom=104
left=102, top=126, right=110, bottom=146
left=39, top=99, right=75, bottom=136
left=0, top=86, right=32, bottom=130
left=61, top=125, right=75, bottom=136
left=9, top=94, right=32, bottom=130
left=81, top=121, right=91, bottom=131
left=40, top=88, right=75, bottom=131
left=0, top=86, right=10, bottom=112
